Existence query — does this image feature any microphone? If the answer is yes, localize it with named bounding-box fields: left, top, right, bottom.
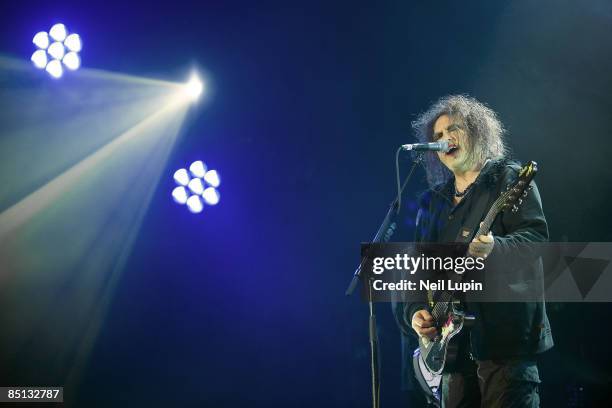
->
left=401, top=141, right=450, bottom=152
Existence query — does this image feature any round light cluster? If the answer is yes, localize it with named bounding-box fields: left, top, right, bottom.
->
left=172, top=160, right=221, bottom=214
left=31, top=23, right=82, bottom=78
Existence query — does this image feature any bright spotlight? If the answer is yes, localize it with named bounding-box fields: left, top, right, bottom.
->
left=64, top=33, right=82, bottom=52
left=47, top=42, right=65, bottom=60
left=45, top=60, right=63, bottom=78
left=32, top=31, right=49, bottom=49
left=172, top=186, right=189, bottom=204
left=183, top=73, right=204, bottom=101
left=31, top=23, right=82, bottom=78
left=203, top=170, right=220, bottom=188
left=202, top=187, right=220, bottom=206
left=62, top=52, right=81, bottom=70
left=49, top=23, right=67, bottom=42
left=173, top=169, right=190, bottom=186
left=172, top=160, right=220, bottom=214
left=186, top=195, right=204, bottom=214
left=189, top=160, right=206, bottom=178
left=187, top=178, right=204, bottom=195
left=31, top=50, right=48, bottom=69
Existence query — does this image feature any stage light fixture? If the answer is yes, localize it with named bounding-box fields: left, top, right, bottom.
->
left=183, top=73, right=204, bottom=101
left=202, top=187, right=220, bottom=205
left=62, top=52, right=80, bottom=70
left=187, top=178, right=204, bottom=195
left=32, top=32, right=50, bottom=49
left=189, top=160, right=206, bottom=178
left=64, top=33, right=82, bottom=52
left=172, top=160, right=221, bottom=214
left=31, top=23, right=82, bottom=77
left=203, top=170, right=220, bottom=188
left=45, top=60, right=63, bottom=79
left=49, top=23, right=67, bottom=42
left=47, top=42, right=65, bottom=60
left=186, top=195, right=204, bottom=214
left=172, top=186, right=189, bottom=205
left=31, top=50, right=48, bottom=69
left=173, top=169, right=190, bottom=186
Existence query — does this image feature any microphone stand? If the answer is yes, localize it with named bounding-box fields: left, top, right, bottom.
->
left=345, top=152, right=423, bottom=408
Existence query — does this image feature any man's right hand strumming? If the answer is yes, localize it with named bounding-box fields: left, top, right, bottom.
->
left=411, top=309, right=437, bottom=339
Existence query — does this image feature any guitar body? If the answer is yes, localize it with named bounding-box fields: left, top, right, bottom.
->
left=413, top=347, right=442, bottom=407
left=418, top=307, right=472, bottom=374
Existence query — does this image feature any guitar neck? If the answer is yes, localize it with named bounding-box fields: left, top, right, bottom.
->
left=474, top=191, right=508, bottom=237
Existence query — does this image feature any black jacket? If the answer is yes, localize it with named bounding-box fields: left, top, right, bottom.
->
left=394, top=159, right=554, bottom=361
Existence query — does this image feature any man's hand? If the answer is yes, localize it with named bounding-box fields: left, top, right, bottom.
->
left=469, top=228, right=494, bottom=259
left=411, top=309, right=437, bottom=339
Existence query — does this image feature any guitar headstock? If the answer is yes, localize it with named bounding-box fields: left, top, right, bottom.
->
left=501, top=161, right=538, bottom=213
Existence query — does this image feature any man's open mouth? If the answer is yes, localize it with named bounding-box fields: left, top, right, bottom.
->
left=446, top=144, right=459, bottom=155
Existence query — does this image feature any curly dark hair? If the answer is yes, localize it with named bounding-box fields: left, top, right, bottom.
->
left=412, top=95, right=508, bottom=186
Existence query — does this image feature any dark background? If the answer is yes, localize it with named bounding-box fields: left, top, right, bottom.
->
left=1, top=0, right=612, bottom=406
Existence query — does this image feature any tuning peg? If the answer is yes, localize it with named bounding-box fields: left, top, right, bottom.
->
left=522, top=190, right=528, bottom=197
left=518, top=198, right=523, bottom=205
left=512, top=205, right=519, bottom=213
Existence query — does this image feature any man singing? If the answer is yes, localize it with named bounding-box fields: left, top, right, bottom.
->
left=394, top=95, right=553, bottom=407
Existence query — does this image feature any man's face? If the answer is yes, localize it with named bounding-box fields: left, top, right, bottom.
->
left=432, top=114, right=471, bottom=173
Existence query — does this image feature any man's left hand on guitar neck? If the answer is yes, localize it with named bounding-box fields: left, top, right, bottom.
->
left=468, top=230, right=494, bottom=259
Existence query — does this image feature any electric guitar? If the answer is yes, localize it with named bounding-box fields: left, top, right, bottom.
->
left=416, top=161, right=538, bottom=377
